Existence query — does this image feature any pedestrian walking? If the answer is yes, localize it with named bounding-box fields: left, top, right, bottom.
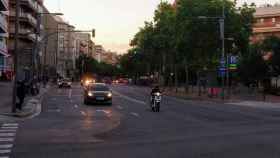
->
left=16, top=80, right=26, bottom=111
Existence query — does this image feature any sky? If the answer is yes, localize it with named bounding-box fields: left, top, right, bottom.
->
left=44, top=0, right=279, bottom=54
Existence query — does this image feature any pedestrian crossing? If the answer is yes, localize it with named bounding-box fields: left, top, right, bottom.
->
left=0, top=123, right=19, bottom=158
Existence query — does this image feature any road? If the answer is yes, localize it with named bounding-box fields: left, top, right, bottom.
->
left=2, top=83, right=280, bottom=157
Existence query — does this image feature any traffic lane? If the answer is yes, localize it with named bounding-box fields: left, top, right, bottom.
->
left=111, top=85, right=280, bottom=126
left=12, top=85, right=122, bottom=158
left=15, top=88, right=280, bottom=158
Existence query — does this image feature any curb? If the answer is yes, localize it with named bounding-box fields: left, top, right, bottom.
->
left=0, top=85, right=49, bottom=119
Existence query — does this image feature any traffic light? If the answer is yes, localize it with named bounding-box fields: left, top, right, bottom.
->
left=92, top=29, right=95, bottom=38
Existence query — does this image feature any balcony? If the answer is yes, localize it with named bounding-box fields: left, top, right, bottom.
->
left=0, top=0, right=8, bottom=11
left=10, top=27, right=36, bottom=42
left=0, top=13, right=7, bottom=33
left=10, top=11, right=38, bottom=28
left=21, top=0, right=37, bottom=12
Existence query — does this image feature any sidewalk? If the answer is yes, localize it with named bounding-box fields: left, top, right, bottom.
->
left=164, top=86, right=280, bottom=104
left=0, top=82, right=13, bottom=114
left=0, top=82, right=49, bottom=118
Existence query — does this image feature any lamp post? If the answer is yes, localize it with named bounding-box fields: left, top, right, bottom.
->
left=197, top=0, right=226, bottom=100
left=11, top=0, right=20, bottom=113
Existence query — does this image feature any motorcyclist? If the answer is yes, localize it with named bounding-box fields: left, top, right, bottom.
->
left=151, top=85, right=161, bottom=95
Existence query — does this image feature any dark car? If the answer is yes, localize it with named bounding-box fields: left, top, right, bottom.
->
left=84, top=83, right=112, bottom=105
left=58, top=78, right=72, bottom=88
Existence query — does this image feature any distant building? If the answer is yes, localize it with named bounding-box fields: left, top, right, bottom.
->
left=251, top=6, right=280, bottom=43
left=75, top=33, right=91, bottom=57
left=9, top=0, right=44, bottom=77
left=0, top=0, right=8, bottom=78
left=93, top=45, right=104, bottom=63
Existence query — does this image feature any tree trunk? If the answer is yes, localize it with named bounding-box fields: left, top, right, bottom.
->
left=197, top=71, right=201, bottom=96
left=175, top=64, right=178, bottom=93
left=184, top=63, right=189, bottom=94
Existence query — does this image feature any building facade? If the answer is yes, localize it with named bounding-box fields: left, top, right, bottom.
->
left=0, top=0, right=9, bottom=79
left=75, top=32, right=91, bottom=57
left=251, top=6, right=280, bottom=43
left=9, top=0, right=44, bottom=79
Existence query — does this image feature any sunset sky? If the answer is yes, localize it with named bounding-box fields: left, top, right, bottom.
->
left=44, top=0, right=279, bottom=54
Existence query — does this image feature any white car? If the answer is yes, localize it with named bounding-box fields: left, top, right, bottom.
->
left=58, top=78, right=72, bottom=88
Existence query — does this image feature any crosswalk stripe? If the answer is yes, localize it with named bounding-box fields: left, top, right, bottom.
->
left=0, top=156, right=9, bottom=158
left=0, top=133, right=15, bottom=137
left=0, top=130, right=16, bottom=132
left=2, top=124, right=18, bottom=127
left=0, top=150, right=11, bottom=154
left=1, top=127, right=17, bottom=129
left=0, top=138, right=14, bottom=142
left=0, top=144, right=13, bottom=149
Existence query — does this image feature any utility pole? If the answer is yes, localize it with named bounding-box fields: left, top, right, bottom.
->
left=12, top=0, right=20, bottom=113
left=220, top=0, right=225, bottom=100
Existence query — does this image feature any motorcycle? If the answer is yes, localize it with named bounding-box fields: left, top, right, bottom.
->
left=151, top=92, right=161, bottom=112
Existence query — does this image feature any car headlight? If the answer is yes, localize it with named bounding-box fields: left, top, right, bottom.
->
left=88, top=91, right=93, bottom=97
left=107, top=92, right=112, bottom=98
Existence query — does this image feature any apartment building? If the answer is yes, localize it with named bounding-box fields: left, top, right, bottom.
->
left=251, top=6, right=280, bottom=43
left=0, top=0, right=9, bottom=79
left=9, top=0, right=44, bottom=77
left=75, top=32, right=91, bottom=57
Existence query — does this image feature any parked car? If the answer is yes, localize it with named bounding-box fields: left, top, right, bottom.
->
left=84, top=83, right=112, bottom=105
left=58, top=78, right=72, bottom=88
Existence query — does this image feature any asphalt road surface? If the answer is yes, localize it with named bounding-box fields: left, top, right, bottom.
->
left=4, top=83, right=280, bottom=158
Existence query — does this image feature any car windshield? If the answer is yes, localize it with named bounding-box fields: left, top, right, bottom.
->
left=91, top=85, right=109, bottom=91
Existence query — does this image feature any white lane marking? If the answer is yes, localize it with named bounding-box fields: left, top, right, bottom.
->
left=1, top=127, right=17, bottom=129
left=80, top=111, right=87, bottom=116
left=116, top=105, right=123, bottom=110
left=2, top=124, right=18, bottom=127
left=51, top=98, right=57, bottom=101
left=0, top=138, right=14, bottom=142
left=70, top=99, right=73, bottom=103
left=0, top=150, right=11, bottom=154
left=113, top=91, right=146, bottom=105
left=68, top=89, right=72, bottom=98
left=74, top=104, right=78, bottom=108
left=96, top=110, right=111, bottom=115
left=0, top=144, right=13, bottom=149
left=0, top=130, right=16, bottom=132
left=0, top=156, right=9, bottom=158
left=0, top=133, right=15, bottom=137
left=130, top=112, right=140, bottom=117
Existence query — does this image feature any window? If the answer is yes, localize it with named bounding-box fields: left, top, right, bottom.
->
left=272, top=18, right=276, bottom=23
left=260, top=18, right=264, bottom=23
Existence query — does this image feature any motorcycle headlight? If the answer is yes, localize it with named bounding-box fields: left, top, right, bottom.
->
left=107, top=92, right=112, bottom=98
left=88, top=91, right=93, bottom=97
left=155, top=92, right=160, bottom=96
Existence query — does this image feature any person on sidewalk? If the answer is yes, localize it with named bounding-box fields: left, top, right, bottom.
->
left=16, top=80, right=26, bottom=111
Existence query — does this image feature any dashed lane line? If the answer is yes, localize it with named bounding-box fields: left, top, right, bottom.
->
left=74, top=104, right=79, bottom=108
left=116, top=106, right=123, bottom=110
left=80, top=111, right=87, bottom=116
left=0, top=157, right=9, bottom=158
left=68, top=89, right=72, bottom=99
left=130, top=112, right=140, bottom=118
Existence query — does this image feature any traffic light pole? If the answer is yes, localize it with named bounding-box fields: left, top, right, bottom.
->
left=12, top=0, right=20, bottom=113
